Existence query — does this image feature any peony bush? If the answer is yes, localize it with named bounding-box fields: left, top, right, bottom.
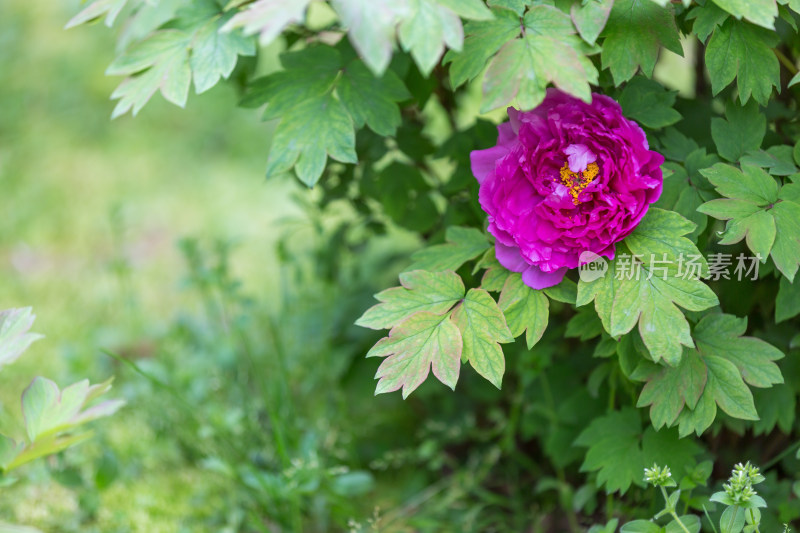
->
left=68, top=0, right=800, bottom=529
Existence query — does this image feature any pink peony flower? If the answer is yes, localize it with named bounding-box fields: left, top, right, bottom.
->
left=470, top=89, right=664, bottom=289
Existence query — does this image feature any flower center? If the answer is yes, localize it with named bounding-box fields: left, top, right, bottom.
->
left=559, top=162, right=599, bottom=205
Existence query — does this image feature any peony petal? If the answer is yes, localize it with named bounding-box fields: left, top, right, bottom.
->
left=495, top=242, right=529, bottom=273
left=564, top=144, right=596, bottom=173
left=521, top=265, right=567, bottom=290
left=470, top=146, right=508, bottom=184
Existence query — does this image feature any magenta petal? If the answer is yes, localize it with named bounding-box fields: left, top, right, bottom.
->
left=564, top=144, right=597, bottom=173
left=495, top=242, right=528, bottom=273
left=521, top=265, right=567, bottom=290
left=470, top=146, right=508, bottom=184
left=497, top=123, right=517, bottom=148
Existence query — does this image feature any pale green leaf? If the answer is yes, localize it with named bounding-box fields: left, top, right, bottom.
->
left=710, top=0, right=777, bottom=29
left=451, top=289, right=513, bottom=388
left=571, top=0, right=614, bottom=46
left=398, top=0, right=464, bottom=76
left=444, top=8, right=520, bottom=88
left=65, top=0, right=129, bottom=28
left=221, top=0, right=311, bottom=46
left=0, top=308, right=43, bottom=370
left=406, top=226, right=490, bottom=272
left=330, top=0, right=402, bottom=75
left=498, top=273, right=549, bottom=349
left=481, top=5, right=597, bottom=112
left=356, top=270, right=465, bottom=330
left=368, top=312, right=463, bottom=398
left=107, top=30, right=192, bottom=117
left=191, top=15, right=255, bottom=94
left=22, top=377, right=124, bottom=442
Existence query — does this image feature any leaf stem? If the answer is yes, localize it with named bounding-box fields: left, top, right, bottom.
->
left=774, top=48, right=798, bottom=75
left=660, top=486, right=691, bottom=533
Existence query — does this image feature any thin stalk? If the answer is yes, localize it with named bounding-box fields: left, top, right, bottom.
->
left=775, top=49, right=799, bottom=75
left=660, top=486, right=691, bottom=533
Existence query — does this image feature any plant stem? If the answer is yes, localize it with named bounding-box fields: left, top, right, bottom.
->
left=775, top=48, right=799, bottom=75
left=660, top=486, right=691, bottom=533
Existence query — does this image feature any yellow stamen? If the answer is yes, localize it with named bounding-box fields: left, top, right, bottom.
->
left=559, top=162, right=599, bottom=205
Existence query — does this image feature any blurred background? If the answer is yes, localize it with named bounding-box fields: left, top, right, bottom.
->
left=0, top=1, right=701, bottom=531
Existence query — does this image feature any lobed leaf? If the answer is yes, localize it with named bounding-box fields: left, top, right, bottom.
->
left=368, top=312, right=462, bottom=398
left=356, top=270, right=465, bottom=330
left=451, top=289, right=513, bottom=388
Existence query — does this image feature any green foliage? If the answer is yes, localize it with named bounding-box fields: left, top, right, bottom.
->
left=600, top=0, right=682, bottom=84
left=575, top=408, right=701, bottom=494
left=577, top=209, right=718, bottom=365
left=58, top=0, right=800, bottom=530
left=699, top=163, right=800, bottom=281
left=636, top=313, right=783, bottom=436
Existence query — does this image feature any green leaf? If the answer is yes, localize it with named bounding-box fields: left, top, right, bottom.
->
left=191, top=15, right=255, bottom=94
left=694, top=314, right=783, bottom=389
left=565, top=307, right=603, bottom=341
left=699, top=163, right=778, bottom=205
left=571, top=0, right=614, bottom=46
left=688, top=3, right=729, bottom=42
left=451, top=289, right=513, bottom=388
left=618, top=76, right=682, bottom=129
left=243, top=45, right=409, bottom=185
left=643, top=313, right=781, bottom=435
left=221, top=0, right=311, bottom=46
left=0, top=435, right=23, bottom=471
left=710, top=101, right=766, bottom=162
left=705, top=19, right=779, bottom=105
left=600, top=0, right=683, bottom=84
left=397, top=0, right=464, bottom=76
left=578, top=209, right=718, bottom=365
left=575, top=408, right=701, bottom=494
left=0, top=308, right=43, bottom=370
left=367, top=312, right=462, bottom=398
left=667, top=516, right=701, bottom=533
left=661, top=313, right=783, bottom=435
left=710, top=0, right=777, bottom=29
left=752, top=385, right=795, bottom=434
left=330, top=0, right=404, bottom=75
left=776, top=276, right=800, bottom=322
left=699, top=163, right=800, bottom=280
left=406, top=226, right=490, bottom=272
left=356, top=270, right=465, bottom=330
left=65, top=0, right=129, bottom=28
left=498, top=273, right=549, bottom=349
left=264, top=92, right=357, bottom=187
left=436, top=0, right=493, bottom=20
left=720, top=505, right=746, bottom=533
left=106, top=30, right=192, bottom=117
left=487, top=0, right=530, bottom=15
left=637, top=349, right=707, bottom=429
left=22, top=377, right=124, bottom=442
left=444, top=8, right=520, bottom=88
left=481, top=5, right=598, bottom=112
left=740, top=146, right=798, bottom=176
left=620, top=520, right=661, bottom=533
left=770, top=199, right=800, bottom=281
left=338, top=60, right=410, bottom=136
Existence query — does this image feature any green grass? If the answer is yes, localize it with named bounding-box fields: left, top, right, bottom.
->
left=0, top=0, right=305, bottom=528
